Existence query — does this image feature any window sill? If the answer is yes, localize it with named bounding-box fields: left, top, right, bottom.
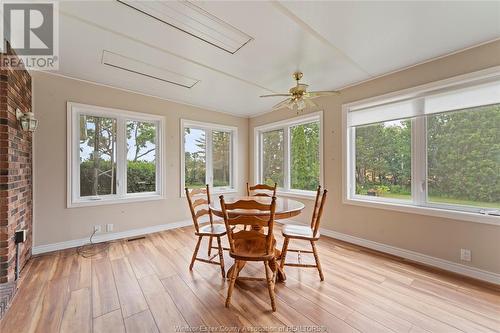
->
left=68, top=193, right=164, bottom=208
left=344, top=197, right=500, bottom=226
left=277, top=190, right=317, bottom=200
left=180, top=188, right=238, bottom=198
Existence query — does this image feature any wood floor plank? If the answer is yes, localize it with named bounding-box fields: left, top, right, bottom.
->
left=0, top=254, right=58, bottom=333
left=138, top=274, right=189, bottom=332
left=111, top=257, right=149, bottom=318
left=2, top=224, right=499, bottom=333
left=161, top=274, right=221, bottom=328
left=93, top=309, right=126, bottom=333
left=92, top=258, right=120, bottom=318
left=60, top=288, right=92, bottom=333
left=124, top=310, right=159, bottom=333
left=33, top=276, right=71, bottom=333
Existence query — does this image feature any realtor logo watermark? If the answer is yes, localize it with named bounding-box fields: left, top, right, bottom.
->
left=1, top=1, right=59, bottom=70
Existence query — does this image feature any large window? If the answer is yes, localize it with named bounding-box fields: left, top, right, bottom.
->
left=68, top=103, right=163, bottom=207
left=255, top=112, right=322, bottom=195
left=344, top=74, right=500, bottom=222
left=182, top=120, right=237, bottom=192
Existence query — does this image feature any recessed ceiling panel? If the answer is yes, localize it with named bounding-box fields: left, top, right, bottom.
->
left=117, top=0, right=253, bottom=54
left=102, top=50, right=199, bottom=88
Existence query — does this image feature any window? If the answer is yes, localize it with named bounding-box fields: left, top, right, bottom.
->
left=68, top=103, right=164, bottom=207
left=255, top=112, right=323, bottom=196
left=344, top=72, right=500, bottom=223
left=181, top=120, right=237, bottom=192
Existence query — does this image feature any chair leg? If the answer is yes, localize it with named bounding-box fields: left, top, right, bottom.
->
left=225, top=260, right=238, bottom=308
left=264, top=261, right=277, bottom=312
left=189, top=236, right=202, bottom=271
left=311, top=240, right=324, bottom=281
left=216, top=236, right=225, bottom=279
left=280, top=237, right=289, bottom=269
left=208, top=236, right=213, bottom=256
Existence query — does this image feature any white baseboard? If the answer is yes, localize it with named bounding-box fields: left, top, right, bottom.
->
left=32, top=219, right=500, bottom=285
left=32, top=220, right=192, bottom=255
left=278, top=220, right=500, bottom=285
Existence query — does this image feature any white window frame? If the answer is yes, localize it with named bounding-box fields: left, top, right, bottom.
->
left=67, top=102, right=165, bottom=208
left=180, top=119, right=238, bottom=196
left=342, top=66, right=500, bottom=226
left=254, top=111, right=324, bottom=199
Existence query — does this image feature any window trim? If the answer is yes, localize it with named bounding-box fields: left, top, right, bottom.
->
left=342, top=66, right=500, bottom=226
left=67, top=102, right=165, bottom=208
left=254, top=111, right=324, bottom=197
left=180, top=119, right=238, bottom=197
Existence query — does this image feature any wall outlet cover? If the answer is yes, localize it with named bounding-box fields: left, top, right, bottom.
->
left=106, top=224, right=114, bottom=232
left=460, top=248, right=471, bottom=262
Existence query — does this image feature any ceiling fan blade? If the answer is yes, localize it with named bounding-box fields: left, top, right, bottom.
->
left=260, top=93, right=292, bottom=98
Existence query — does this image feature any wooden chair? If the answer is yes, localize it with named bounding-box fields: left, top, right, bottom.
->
left=185, top=185, right=226, bottom=278
left=219, top=195, right=278, bottom=311
left=280, top=186, right=327, bottom=281
left=244, top=182, right=277, bottom=231
left=246, top=182, right=277, bottom=197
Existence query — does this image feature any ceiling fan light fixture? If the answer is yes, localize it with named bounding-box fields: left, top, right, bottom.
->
left=260, top=71, right=339, bottom=112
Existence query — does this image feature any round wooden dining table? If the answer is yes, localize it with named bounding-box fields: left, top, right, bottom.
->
left=209, top=196, right=305, bottom=282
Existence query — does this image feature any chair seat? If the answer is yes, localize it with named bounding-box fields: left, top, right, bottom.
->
left=230, top=230, right=277, bottom=261
left=282, top=224, right=319, bottom=240
left=196, top=223, right=227, bottom=236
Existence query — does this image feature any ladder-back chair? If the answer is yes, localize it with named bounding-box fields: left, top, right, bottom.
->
left=185, top=185, right=226, bottom=278
left=280, top=186, right=327, bottom=281
left=246, top=182, right=277, bottom=197
left=244, top=182, right=277, bottom=231
left=219, top=195, right=278, bottom=311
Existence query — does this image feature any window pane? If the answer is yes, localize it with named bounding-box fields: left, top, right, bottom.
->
left=184, top=127, right=206, bottom=188
left=290, top=121, right=320, bottom=191
left=355, top=119, right=411, bottom=200
left=262, top=129, right=284, bottom=187
left=427, top=104, right=500, bottom=209
left=212, top=131, right=231, bottom=188
left=127, top=121, right=157, bottom=193
left=79, top=115, right=117, bottom=197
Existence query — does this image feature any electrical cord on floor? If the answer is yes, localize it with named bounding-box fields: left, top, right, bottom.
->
left=76, top=229, right=113, bottom=258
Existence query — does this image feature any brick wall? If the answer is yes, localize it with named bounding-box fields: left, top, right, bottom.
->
left=0, top=43, right=33, bottom=319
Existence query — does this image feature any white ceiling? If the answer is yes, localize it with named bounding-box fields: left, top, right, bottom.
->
left=53, top=1, right=500, bottom=117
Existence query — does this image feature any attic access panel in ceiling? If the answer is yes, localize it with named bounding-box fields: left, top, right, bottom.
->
left=102, top=50, right=200, bottom=88
left=117, top=0, right=253, bottom=54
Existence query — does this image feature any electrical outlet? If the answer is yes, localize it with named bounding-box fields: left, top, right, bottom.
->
left=106, top=224, right=114, bottom=232
left=460, top=248, right=471, bottom=262
left=94, top=225, right=101, bottom=233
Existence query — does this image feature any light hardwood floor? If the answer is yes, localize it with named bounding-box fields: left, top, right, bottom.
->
left=1, top=224, right=499, bottom=333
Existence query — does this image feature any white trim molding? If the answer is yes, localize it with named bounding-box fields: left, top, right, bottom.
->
left=32, top=219, right=193, bottom=255
left=278, top=220, right=500, bottom=285
left=67, top=102, right=166, bottom=208
left=253, top=111, right=324, bottom=195
left=180, top=118, right=238, bottom=197
left=342, top=67, right=500, bottom=226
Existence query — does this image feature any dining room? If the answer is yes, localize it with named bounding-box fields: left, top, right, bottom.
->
left=0, top=1, right=499, bottom=332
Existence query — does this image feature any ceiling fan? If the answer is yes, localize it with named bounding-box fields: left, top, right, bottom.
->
left=260, top=71, right=339, bottom=111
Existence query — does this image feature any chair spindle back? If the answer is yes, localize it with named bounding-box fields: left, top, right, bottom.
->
left=185, top=185, right=213, bottom=233
left=219, top=195, right=277, bottom=255
left=246, top=182, right=277, bottom=197
left=310, top=186, right=327, bottom=237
